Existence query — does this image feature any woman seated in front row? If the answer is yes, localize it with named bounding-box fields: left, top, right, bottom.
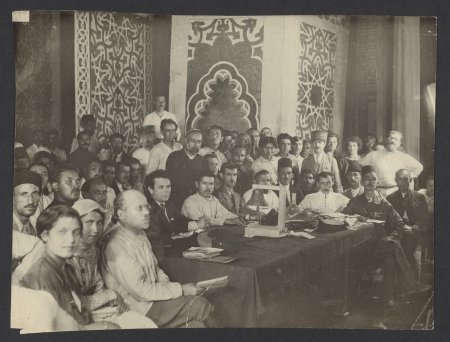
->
left=20, top=205, right=120, bottom=331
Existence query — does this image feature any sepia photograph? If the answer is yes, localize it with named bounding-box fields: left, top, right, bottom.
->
left=10, top=11, right=436, bottom=332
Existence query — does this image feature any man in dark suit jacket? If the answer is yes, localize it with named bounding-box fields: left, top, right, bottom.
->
left=109, top=133, right=133, bottom=164
left=214, top=162, right=262, bottom=220
left=110, top=161, right=131, bottom=196
left=342, top=161, right=365, bottom=199
left=229, top=145, right=254, bottom=195
left=165, top=130, right=206, bottom=210
left=277, top=158, right=304, bottom=205
left=386, top=169, right=430, bottom=280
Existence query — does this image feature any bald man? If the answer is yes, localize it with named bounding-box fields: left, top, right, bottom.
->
left=386, top=169, right=430, bottom=280
left=101, top=190, right=214, bottom=328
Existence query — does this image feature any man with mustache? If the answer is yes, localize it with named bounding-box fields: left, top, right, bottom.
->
left=101, top=190, right=214, bottom=327
left=214, top=163, right=263, bottom=220
left=301, top=130, right=342, bottom=193
left=110, top=161, right=132, bottom=196
left=143, top=96, right=181, bottom=141
left=166, top=129, right=206, bottom=210
left=81, top=157, right=103, bottom=188
left=12, top=171, right=44, bottom=270
left=298, top=171, right=349, bottom=214
left=70, top=115, right=100, bottom=154
left=298, top=168, right=319, bottom=196
left=230, top=145, right=254, bottom=194
left=47, top=163, right=81, bottom=208
left=68, top=131, right=97, bottom=173
left=358, top=131, right=423, bottom=197
left=276, top=158, right=304, bottom=206
left=109, top=133, right=133, bottom=165
left=342, top=166, right=430, bottom=306
left=199, top=125, right=228, bottom=169
left=247, top=128, right=261, bottom=160
left=81, top=177, right=109, bottom=210
left=181, top=171, right=245, bottom=226
left=343, top=161, right=364, bottom=199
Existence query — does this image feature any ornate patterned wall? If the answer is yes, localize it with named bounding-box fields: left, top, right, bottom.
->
left=14, top=12, right=52, bottom=146
left=297, top=22, right=337, bottom=139
left=75, top=12, right=153, bottom=153
left=185, top=18, right=264, bottom=133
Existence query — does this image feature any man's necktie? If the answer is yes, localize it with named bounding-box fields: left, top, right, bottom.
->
left=160, top=203, right=170, bottom=222
left=230, top=193, right=237, bottom=213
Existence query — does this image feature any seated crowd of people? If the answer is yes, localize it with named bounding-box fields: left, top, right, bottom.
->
left=12, top=98, right=434, bottom=331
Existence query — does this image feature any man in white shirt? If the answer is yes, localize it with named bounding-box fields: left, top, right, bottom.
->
left=70, top=115, right=101, bottom=154
left=132, top=125, right=156, bottom=176
left=343, top=161, right=364, bottom=199
left=143, top=96, right=181, bottom=141
left=101, top=190, right=213, bottom=328
left=358, top=131, right=423, bottom=197
left=298, top=171, right=349, bottom=213
left=46, top=129, right=67, bottom=162
left=181, top=171, right=245, bottom=226
left=146, top=119, right=182, bottom=174
left=199, top=125, right=228, bottom=168
left=243, top=170, right=280, bottom=214
left=26, top=129, right=50, bottom=161
left=251, top=136, right=279, bottom=185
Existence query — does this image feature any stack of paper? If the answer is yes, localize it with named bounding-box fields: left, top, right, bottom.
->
left=183, top=247, right=223, bottom=260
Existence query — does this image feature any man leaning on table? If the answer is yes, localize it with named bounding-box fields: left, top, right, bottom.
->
left=100, top=190, right=215, bottom=328
left=298, top=171, right=349, bottom=214
left=181, top=170, right=246, bottom=226
left=341, top=165, right=430, bottom=307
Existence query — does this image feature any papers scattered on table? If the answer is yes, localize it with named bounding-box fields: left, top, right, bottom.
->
left=344, top=217, right=358, bottom=227
left=367, top=219, right=385, bottom=224
left=197, top=276, right=228, bottom=289
left=183, top=247, right=223, bottom=260
left=171, top=229, right=204, bottom=240
left=304, top=227, right=318, bottom=233
left=288, top=230, right=315, bottom=239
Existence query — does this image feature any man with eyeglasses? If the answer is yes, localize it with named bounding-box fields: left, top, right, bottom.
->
left=199, top=125, right=228, bottom=169
left=101, top=190, right=215, bottom=328
left=251, top=136, right=279, bottom=185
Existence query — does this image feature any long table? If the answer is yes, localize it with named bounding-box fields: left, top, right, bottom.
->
left=159, top=223, right=384, bottom=327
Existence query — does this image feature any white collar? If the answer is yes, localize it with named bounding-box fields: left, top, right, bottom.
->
left=184, top=149, right=197, bottom=160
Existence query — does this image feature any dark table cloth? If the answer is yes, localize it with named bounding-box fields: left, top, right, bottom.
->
left=159, top=223, right=383, bottom=327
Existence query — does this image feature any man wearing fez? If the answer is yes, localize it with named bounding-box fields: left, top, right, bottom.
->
left=386, top=169, right=430, bottom=280
left=343, top=161, right=364, bottom=199
left=298, top=171, right=349, bottom=213
left=301, top=130, right=341, bottom=193
left=358, top=130, right=423, bottom=197
left=230, top=145, right=254, bottom=194
left=342, top=166, right=430, bottom=306
left=277, top=158, right=305, bottom=205
left=165, top=129, right=206, bottom=210
left=251, top=136, right=279, bottom=185
left=214, top=162, right=263, bottom=220
left=146, top=119, right=182, bottom=174
left=12, top=171, right=44, bottom=270
left=68, top=131, right=97, bottom=173
left=132, top=125, right=157, bottom=176
left=47, top=163, right=81, bottom=208
left=101, top=190, right=213, bottom=328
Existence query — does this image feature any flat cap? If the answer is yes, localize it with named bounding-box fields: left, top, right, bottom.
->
left=14, top=170, right=42, bottom=189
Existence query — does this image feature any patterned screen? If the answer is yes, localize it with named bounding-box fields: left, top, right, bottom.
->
left=75, top=12, right=153, bottom=153
left=185, top=18, right=264, bottom=134
left=14, top=12, right=52, bottom=146
left=297, top=22, right=337, bottom=139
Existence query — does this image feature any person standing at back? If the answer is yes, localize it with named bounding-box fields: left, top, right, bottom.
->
left=143, top=96, right=181, bottom=141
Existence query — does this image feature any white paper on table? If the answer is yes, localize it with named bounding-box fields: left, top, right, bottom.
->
left=187, top=247, right=223, bottom=253
left=197, top=276, right=228, bottom=288
left=289, top=231, right=315, bottom=239
left=367, top=219, right=385, bottom=224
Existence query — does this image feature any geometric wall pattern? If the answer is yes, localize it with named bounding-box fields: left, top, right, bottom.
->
left=297, top=22, right=337, bottom=139
left=185, top=18, right=264, bottom=133
left=75, top=12, right=153, bottom=153
left=14, top=12, right=53, bottom=146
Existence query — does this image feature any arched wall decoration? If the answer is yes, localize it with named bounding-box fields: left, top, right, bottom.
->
left=186, top=62, right=259, bottom=132
left=75, top=12, right=153, bottom=153
left=185, top=17, right=264, bottom=133
left=14, top=12, right=52, bottom=145
left=297, top=22, right=337, bottom=139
